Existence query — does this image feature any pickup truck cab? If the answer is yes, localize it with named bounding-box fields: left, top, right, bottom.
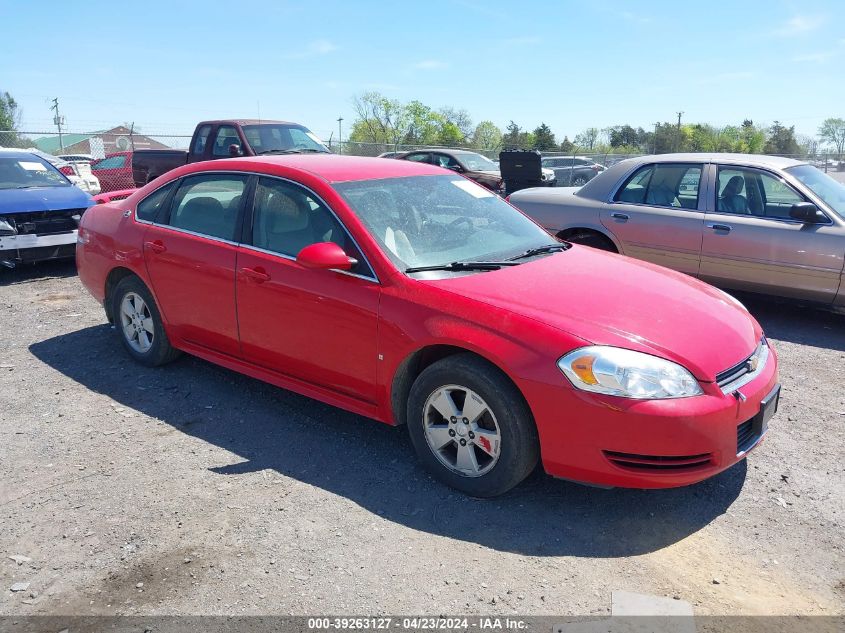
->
left=131, top=119, right=330, bottom=186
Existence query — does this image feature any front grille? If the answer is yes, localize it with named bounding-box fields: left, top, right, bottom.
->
left=716, top=338, right=768, bottom=392
left=603, top=450, right=713, bottom=472
left=3, top=209, right=84, bottom=235
left=737, top=419, right=757, bottom=454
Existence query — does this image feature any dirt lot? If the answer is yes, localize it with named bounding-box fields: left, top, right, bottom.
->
left=1, top=261, right=843, bottom=616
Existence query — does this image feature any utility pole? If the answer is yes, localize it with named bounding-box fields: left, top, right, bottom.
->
left=337, top=116, right=343, bottom=155
left=676, top=111, right=683, bottom=152
left=51, top=98, right=64, bottom=150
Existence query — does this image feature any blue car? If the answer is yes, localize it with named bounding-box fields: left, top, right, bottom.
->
left=0, top=150, right=94, bottom=267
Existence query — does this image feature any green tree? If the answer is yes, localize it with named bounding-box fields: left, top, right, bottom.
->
left=438, top=107, right=473, bottom=143
left=471, top=120, right=502, bottom=150
left=818, top=117, right=845, bottom=157
left=532, top=123, right=557, bottom=150
left=559, top=136, right=575, bottom=153
left=402, top=100, right=442, bottom=145
left=764, top=121, right=800, bottom=155
left=348, top=91, right=408, bottom=146
left=0, top=91, right=30, bottom=148
left=574, top=127, right=599, bottom=151
left=437, top=122, right=463, bottom=146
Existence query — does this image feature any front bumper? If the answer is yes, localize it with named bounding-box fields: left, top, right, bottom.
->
left=524, top=342, right=780, bottom=488
left=0, top=231, right=78, bottom=264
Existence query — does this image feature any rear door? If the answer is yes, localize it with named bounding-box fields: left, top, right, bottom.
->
left=699, top=164, right=843, bottom=302
left=599, top=162, right=706, bottom=275
left=92, top=153, right=133, bottom=192
left=141, top=172, right=248, bottom=356
left=235, top=176, right=380, bottom=403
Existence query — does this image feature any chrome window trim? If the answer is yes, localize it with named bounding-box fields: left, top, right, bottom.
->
left=719, top=339, right=770, bottom=395
left=251, top=174, right=380, bottom=283
left=238, top=243, right=379, bottom=284
left=713, top=164, right=834, bottom=226
left=607, top=162, right=706, bottom=211
left=145, top=223, right=240, bottom=247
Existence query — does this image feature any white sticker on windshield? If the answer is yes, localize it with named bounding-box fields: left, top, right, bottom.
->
left=451, top=179, right=493, bottom=198
left=19, top=161, right=47, bottom=171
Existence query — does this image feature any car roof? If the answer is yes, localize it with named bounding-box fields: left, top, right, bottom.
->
left=196, top=119, right=303, bottom=127
left=576, top=152, right=808, bottom=201
left=174, top=154, right=449, bottom=183
left=400, top=148, right=480, bottom=157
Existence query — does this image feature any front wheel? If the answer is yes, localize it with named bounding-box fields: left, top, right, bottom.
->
left=112, top=276, right=180, bottom=367
left=407, top=354, right=539, bottom=497
left=572, top=175, right=588, bottom=186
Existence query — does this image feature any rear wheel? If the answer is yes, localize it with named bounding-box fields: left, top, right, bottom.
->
left=572, top=175, right=588, bottom=186
left=562, top=230, right=617, bottom=252
left=111, top=276, right=180, bottom=367
left=407, top=354, right=539, bottom=497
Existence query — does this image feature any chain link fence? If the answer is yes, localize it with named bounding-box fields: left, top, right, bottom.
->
left=3, top=128, right=844, bottom=176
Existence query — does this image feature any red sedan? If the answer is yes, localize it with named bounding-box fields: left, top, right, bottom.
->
left=76, top=155, right=780, bottom=497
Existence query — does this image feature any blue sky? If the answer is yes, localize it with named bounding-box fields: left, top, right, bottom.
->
left=2, top=0, right=843, bottom=143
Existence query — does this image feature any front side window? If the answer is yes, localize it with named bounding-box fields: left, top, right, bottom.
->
left=166, top=174, right=246, bottom=240
left=251, top=177, right=371, bottom=277
left=457, top=153, right=498, bottom=171
left=0, top=156, right=69, bottom=189
left=333, top=175, right=554, bottom=272
left=786, top=164, right=845, bottom=218
left=136, top=182, right=175, bottom=222
left=717, top=167, right=804, bottom=219
left=92, top=155, right=126, bottom=170
left=615, top=164, right=702, bottom=209
left=434, top=154, right=461, bottom=169
left=192, top=125, right=212, bottom=155
left=212, top=125, right=241, bottom=157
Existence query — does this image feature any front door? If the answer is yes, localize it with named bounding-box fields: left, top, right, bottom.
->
left=600, top=162, right=705, bottom=275
left=142, top=172, right=248, bottom=356
left=700, top=165, right=843, bottom=303
left=235, top=176, right=380, bottom=403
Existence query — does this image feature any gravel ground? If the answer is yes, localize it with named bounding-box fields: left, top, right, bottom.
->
left=0, top=261, right=843, bottom=616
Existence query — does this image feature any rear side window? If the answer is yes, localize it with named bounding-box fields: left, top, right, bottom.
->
left=166, top=174, right=247, bottom=240
left=615, top=164, right=702, bottom=209
left=136, top=182, right=175, bottom=222
left=192, top=125, right=212, bottom=155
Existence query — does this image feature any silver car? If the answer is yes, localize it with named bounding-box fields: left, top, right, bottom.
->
left=508, top=153, right=845, bottom=311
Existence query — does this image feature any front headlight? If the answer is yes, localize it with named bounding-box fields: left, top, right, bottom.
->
left=558, top=346, right=703, bottom=399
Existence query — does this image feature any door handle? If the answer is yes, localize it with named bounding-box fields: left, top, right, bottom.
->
left=144, top=240, right=166, bottom=254
left=241, top=267, right=270, bottom=283
left=611, top=212, right=629, bottom=221
left=706, top=223, right=732, bottom=233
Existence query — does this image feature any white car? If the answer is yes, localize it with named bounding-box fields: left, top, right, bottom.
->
left=24, top=149, right=101, bottom=195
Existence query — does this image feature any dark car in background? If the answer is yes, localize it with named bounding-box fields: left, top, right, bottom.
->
left=392, top=149, right=555, bottom=192
left=541, top=156, right=606, bottom=186
left=0, top=150, right=93, bottom=267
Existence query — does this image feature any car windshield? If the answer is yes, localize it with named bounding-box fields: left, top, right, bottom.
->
left=0, top=156, right=69, bottom=190
left=243, top=124, right=330, bottom=154
left=785, top=164, right=845, bottom=217
left=458, top=153, right=499, bottom=171
left=333, top=175, right=556, bottom=273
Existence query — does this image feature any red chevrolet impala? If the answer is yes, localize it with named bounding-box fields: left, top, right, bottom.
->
left=76, top=155, right=780, bottom=496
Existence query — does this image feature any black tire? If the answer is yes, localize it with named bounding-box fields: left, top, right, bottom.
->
left=572, top=174, right=588, bottom=186
left=563, top=231, right=617, bottom=252
left=406, top=354, right=539, bottom=497
left=111, top=275, right=180, bottom=367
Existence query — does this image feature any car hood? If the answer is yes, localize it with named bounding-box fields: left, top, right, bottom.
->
left=425, top=246, right=761, bottom=381
left=0, top=185, right=93, bottom=215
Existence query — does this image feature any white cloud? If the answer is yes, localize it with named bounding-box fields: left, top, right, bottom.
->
left=792, top=51, right=835, bottom=63
left=285, top=39, right=338, bottom=59
left=413, top=60, right=448, bottom=70
left=773, top=14, right=825, bottom=36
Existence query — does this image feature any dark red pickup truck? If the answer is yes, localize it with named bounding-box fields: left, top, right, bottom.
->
left=130, top=119, right=330, bottom=186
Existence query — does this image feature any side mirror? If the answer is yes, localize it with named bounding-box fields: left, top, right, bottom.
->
left=789, top=202, right=826, bottom=224
left=296, top=242, right=356, bottom=271
left=228, top=143, right=242, bottom=157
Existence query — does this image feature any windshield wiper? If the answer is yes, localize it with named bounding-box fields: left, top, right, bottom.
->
left=506, top=243, right=570, bottom=261
left=405, top=261, right=522, bottom=273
